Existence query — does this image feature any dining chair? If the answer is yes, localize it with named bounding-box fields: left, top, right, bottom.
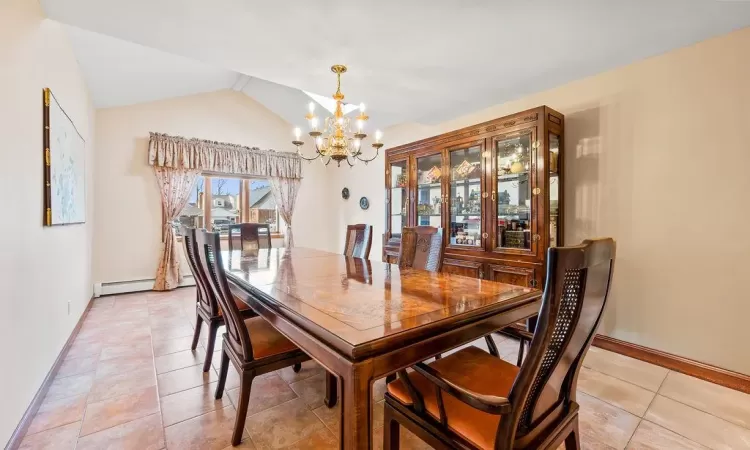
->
left=383, top=238, right=616, bottom=450
left=182, top=227, right=257, bottom=372
left=196, top=229, right=310, bottom=446
left=398, top=226, right=444, bottom=272
left=228, top=223, right=272, bottom=252
left=343, top=224, right=373, bottom=259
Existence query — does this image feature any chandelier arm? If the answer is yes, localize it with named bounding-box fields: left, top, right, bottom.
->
left=353, top=146, right=381, bottom=163
left=297, top=150, right=322, bottom=162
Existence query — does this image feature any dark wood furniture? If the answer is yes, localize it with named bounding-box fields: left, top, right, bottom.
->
left=398, top=226, right=445, bottom=272
left=223, top=246, right=542, bottom=449
left=383, top=106, right=564, bottom=291
left=196, top=230, right=311, bottom=446
left=344, top=224, right=373, bottom=259
left=382, top=238, right=616, bottom=450
left=181, top=228, right=256, bottom=372
left=228, top=223, right=272, bottom=252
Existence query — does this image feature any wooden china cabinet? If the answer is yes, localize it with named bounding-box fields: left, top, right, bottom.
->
left=383, top=106, right=564, bottom=290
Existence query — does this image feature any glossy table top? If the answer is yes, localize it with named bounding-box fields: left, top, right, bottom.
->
left=224, top=247, right=540, bottom=353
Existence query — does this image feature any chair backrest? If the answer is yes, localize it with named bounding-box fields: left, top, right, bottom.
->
left=499, top=238, right=616, bottom=448
left=181, top=227, right=219, bottom=317
left=344, top=224, right=373, bottom=259
left=195, top=229, right=255, bottom=362
left=228, top=223, right=272, bottom=252
left=398, top=226, right=444, bottom=272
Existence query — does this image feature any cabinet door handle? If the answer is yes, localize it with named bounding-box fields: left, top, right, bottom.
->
left=529, top=279, right=538, bottom=288
left=492, top=191, right=496, bottom=201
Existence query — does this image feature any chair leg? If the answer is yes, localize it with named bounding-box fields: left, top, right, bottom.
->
left=486, top=334, right=500, bottom=357
left=565, top=417, right=580, bottom=450
left=517, top=338, right=526, bottom=367
left=324, top=373, right=338, bottom=408
left=383, top=403, right=400, bottom=450
left=232, top=371, right=254, bottom=446
left=203, top=321, right=220, bottom=372
left=292, top=363, right=301, bottom=373
left=191, top=314, right=203, bottom=351
left=214, top=350, right=230, bottom=400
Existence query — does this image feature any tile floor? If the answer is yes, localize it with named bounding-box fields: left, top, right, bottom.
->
left=17, top=287, right=750, bottom=449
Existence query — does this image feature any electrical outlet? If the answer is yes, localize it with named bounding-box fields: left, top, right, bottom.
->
left=67, top=301, right=71, bottom=315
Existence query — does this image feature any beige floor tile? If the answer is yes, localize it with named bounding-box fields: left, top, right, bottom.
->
left=290, top=373, right=327, bottom=408
left=76, top=413, right=164, bottom=450
left=161, top=381, right=229, bottom=427
left=88, top=366, right=156, bottom=403
left=245, top=398, right=326, bottom=449
left=277, top=360, right=325, bottom=384
left=277, top=427, right=338, bottom=449
left=659, top=371, right=750, bottom=429
left=626, top=420, right=707, bottom=449
left=95, top=355, right=154, bottom=378
left=583, top=347, right=668, bottom=392
left=578, top=392, right=640, bottom=449
left=99, top=341, right=153, bottom=361
left=80, top=386, right=160, bottom=436
left=312, top=400, right=385, bottom=439
left=373, top=377, right=387, bottom=402
left=90, top=297, right=115, bottom=308
left=27, top=394, right=87, bottom=435
left=164, top=405, right=248, bottom=450
left=57, top=355, right=99, bottom=379
left=155, top=348, right=206, bottom=374
left=371, top=425, right=434, bottom=450
left=151, top=323, right=195, bottom=341
left=645, top=395, right=750, bottom=450
left=158, top=363, right=217, bottom=397
left=152, top=335, right=197, bottom=357
left=64, top=341, right=103, bottom=360
left=578, top=367, right=656, bottom=417
left=227, top=373, right=298, bottom=418
left=19, top=421, right=80, bottom=450
left=45, top=372, right=95, bottom=401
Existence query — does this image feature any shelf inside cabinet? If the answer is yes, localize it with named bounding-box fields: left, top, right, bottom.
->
left=497, top=172, right=529, bottom=181
left=417, top=182, right=441, bottom=189
left=450, top=177, right=481, bottom=185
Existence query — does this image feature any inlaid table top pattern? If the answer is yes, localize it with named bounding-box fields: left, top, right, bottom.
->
left=224, top=247, right=539, bottom=358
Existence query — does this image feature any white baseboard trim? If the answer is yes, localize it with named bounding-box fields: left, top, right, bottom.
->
left=93, top=275, right=195, bottom=297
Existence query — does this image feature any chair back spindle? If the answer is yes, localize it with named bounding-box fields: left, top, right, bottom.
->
left=398, top=226, right=444, bottom=272
left=181, top=227, right=220, bottom=317
left=500, top=238, right=616, bottom=447
left=344, top=224, right=373, bottom=259
left=195, top=229, right=255, bottom=362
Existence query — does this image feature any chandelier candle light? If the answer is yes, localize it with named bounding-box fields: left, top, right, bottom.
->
left=292, top=65, right=383, bottom=167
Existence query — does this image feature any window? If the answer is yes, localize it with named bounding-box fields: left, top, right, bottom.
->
left=173, top=176, right=280, bottom=236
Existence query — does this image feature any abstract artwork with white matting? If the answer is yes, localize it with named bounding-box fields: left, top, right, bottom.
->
left=43, top=88, right=86, bottom=225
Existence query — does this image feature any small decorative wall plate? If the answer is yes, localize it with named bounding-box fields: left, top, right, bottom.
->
left=359, top=196, right=370, bottom=210
left=342, top=187, right=350, bottom=199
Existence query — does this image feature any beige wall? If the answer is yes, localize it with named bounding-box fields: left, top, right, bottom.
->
left=332, top=27, right=750, bottom=375
left=0, top=0, right=96, bottom=444
left=94, top=89, right=334, bottom=285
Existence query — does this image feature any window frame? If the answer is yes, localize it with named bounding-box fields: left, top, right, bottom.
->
left=173, top=174, right=283, bottom=240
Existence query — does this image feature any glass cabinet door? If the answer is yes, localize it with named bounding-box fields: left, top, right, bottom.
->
left=447, top=144, right=484, bottom=249
left=389, top=159, right=408, bottom=238
left=415, top=153, right=444, bottom=227
left=493, top=131, right=535, bottom=251
left=549, top=133, right=561, bottom=248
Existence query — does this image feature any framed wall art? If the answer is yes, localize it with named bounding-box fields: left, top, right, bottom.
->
left=43, top=87, right=86, bottom=226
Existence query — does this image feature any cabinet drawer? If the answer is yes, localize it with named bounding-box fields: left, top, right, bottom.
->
left=442, top=258, right=483, bottom=279
left=488, top=264, right=536, bottom=288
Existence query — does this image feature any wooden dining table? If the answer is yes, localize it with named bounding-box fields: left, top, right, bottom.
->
left=223, top=247, right=542, bottom=449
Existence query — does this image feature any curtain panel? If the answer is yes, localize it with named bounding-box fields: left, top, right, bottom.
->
left=148, top=132, right=303, bottom=179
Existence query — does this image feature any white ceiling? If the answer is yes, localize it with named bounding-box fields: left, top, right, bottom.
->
left=49, top=0, right=750, bottom=124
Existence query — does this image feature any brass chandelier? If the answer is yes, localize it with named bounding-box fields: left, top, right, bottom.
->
left=292, top=65, right=383, bottom=167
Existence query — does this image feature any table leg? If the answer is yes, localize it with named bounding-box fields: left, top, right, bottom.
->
left=340, top=364, right=373, bottom=449
left=325, top=373, right=338, bottom=407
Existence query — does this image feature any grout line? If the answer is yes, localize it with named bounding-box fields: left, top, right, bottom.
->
left=583, top=364, right=662, bottom=394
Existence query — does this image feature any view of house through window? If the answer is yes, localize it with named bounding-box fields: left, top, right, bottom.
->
left=173, top=176, right=279, bottom=236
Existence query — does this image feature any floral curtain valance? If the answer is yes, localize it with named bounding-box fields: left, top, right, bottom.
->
left=148, top=132, right=302, bottom=179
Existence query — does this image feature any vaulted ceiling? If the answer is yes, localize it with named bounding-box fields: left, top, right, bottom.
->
left=46, top=0, right=750, bottom=127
